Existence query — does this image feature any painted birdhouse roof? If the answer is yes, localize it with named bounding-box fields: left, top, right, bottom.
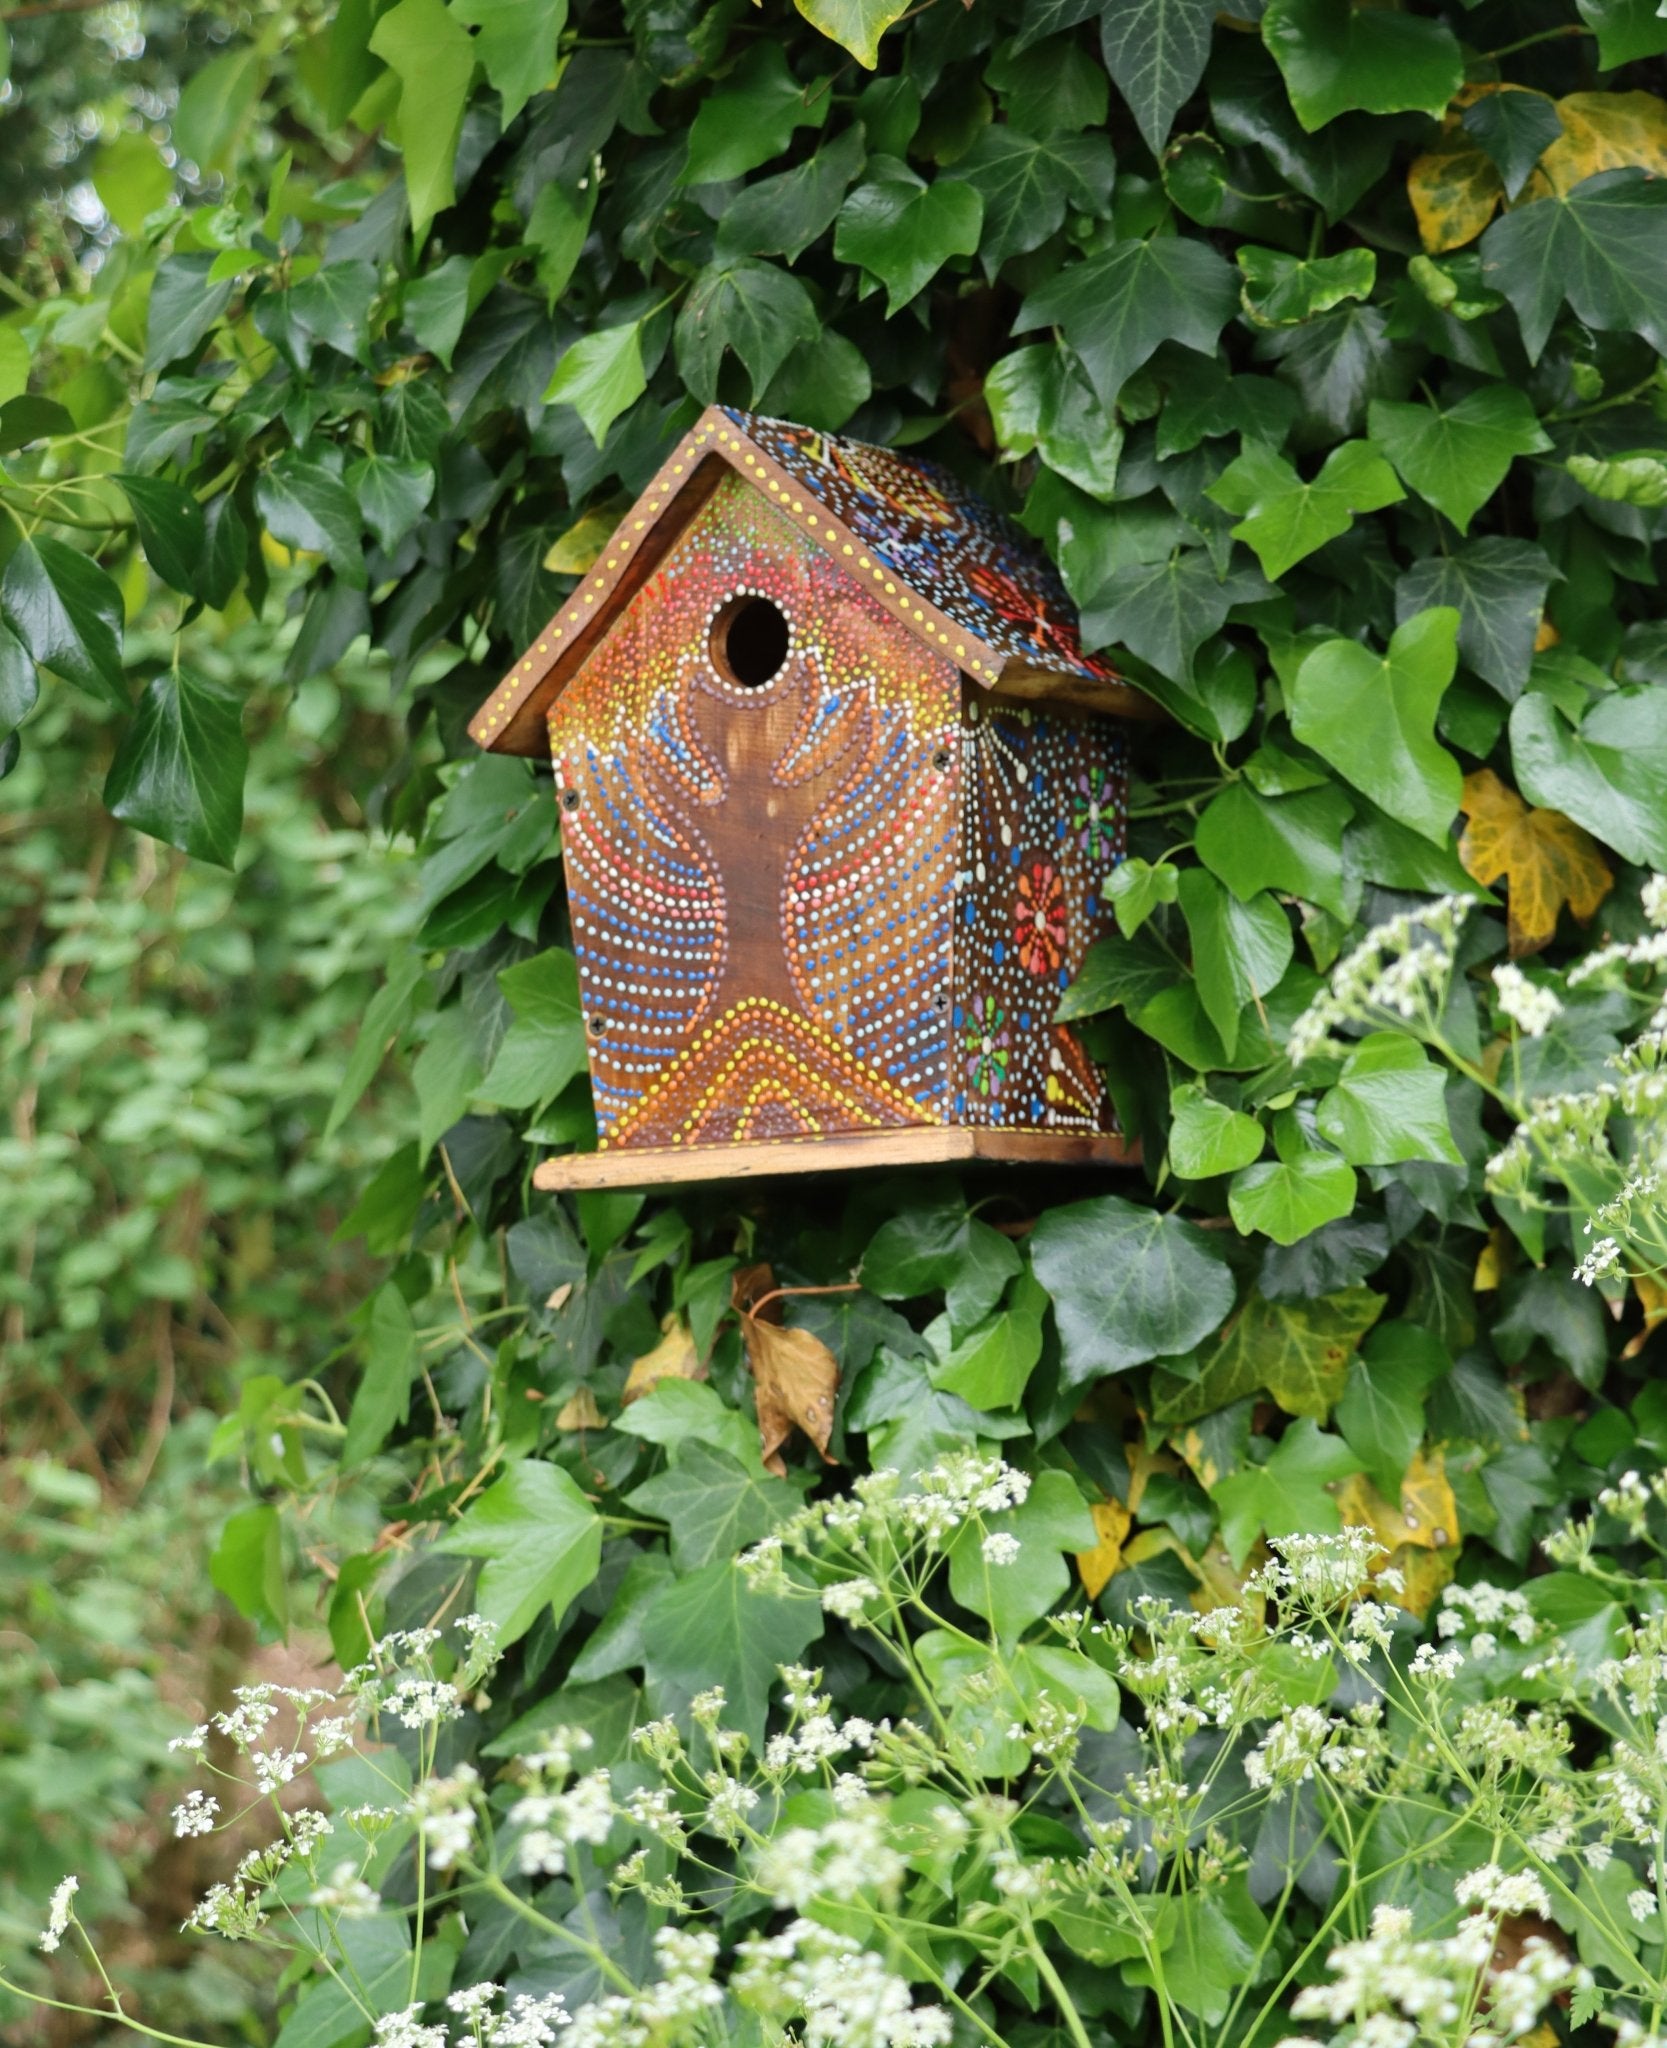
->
left=470, top=405, right=1149, bottom=756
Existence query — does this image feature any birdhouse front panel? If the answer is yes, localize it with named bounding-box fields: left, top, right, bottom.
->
left=545, top=469, right=964, bottom=1158
left=955, top=697, right=1127, bottom=1134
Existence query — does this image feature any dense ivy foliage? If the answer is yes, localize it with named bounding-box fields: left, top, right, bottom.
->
left=10, top=0, right=1667, bottom=2037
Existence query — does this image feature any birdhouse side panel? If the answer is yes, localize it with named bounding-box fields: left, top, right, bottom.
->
left=954, top=697, right=1126, bottom=1131
left=545, top=472, right=963, bottom=1158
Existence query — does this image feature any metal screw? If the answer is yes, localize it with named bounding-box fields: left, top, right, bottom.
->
left=932, top=989, right=949, bottom=1013
left=561, top=788, right=581, bottom=813
left=932, top=748, right=952, bottom=771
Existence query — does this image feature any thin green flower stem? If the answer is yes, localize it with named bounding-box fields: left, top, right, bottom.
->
left=477, top=1872, right=637, bottom=1992
left=0, top=1976, right=220, bottom=2048
left=409, top=1723, right=432, bottom=2002
left=1484, top=21, right=1588, bottom=58
left=1021, top=1917, right=1095, bottom=2048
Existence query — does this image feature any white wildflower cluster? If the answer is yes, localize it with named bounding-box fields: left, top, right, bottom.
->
left=1251, top=1528, right=1385, bottom=1609
left=1243, top=1705, right=1338, bottom=1795
left=1282, top=1880, right=1587, bottom=2048
left=38, top=1875, right=78, bottom=1954
left=410, top=1764, right=481, bottom=1870
left=821, top=1576, right=881, bottom=1619
left=1287, top=894, right=1475, bottom=1066
left=1437, top=1580, right=1538, bottom=1653
left=564, top=1926, right=723, bottom=2048
left=445, top=1985, right=570, bottom=2048
left=980, top=1531, right=1022, bottom=1566
left=1567, top=873, right=1667, bottom=985
left=307, top=1860, right=382, bottom=1917
left=1491, top=961, right=1563, bottom=1037
left=1575, top=1235, right=1624, bottom=1287
left=733, top=1916, right=953, bottom=2048
left=172, top=1788, right=219, bottom=1838
left=512, top=1759, right=613, bottom=1878
left=758, top=1801, right=905, bottom=1910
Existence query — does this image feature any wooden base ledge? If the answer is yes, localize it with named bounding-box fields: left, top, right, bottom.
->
left=532, top=1126, right=1135, bottom=1192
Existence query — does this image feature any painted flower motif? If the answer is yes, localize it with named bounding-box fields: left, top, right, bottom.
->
left=1073, top=765, right=1119, bottom=862
left=1013, top=861, right=1067, bottom=976
left=965, top=560, right=1080, bottom=665
left=962, top=998, right=1010, bottom=1097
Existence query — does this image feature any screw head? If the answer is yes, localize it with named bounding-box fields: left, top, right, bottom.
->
left=560, top=788, right=581, bottom=813
left=932, top=748, right=952, bottom=771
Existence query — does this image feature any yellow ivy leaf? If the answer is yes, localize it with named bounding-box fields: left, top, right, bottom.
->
left=1123, top=1525, right=1265, bottom=1619
left=1622, top=1272, right=1667, bottom=1360
left=1459, top=767, right=1614, bottom=957
left=1076, top=1499, right=1133, bottom=1599
left=622, top=1314, right=705, bottom=1403
left=1151, top=1288, right=1384, bottom=1425
left=1174, top=1423, right=1230, bottom=1493
left=1474, top=1227, right=1509, bottom=1292
left=543, top=505, right=621, bottom=574
left=1408, top=136, right=1504, bottom=252
left=555, top=1386, right=605, bottom=1429
left=1382, top=1541, right=1455, bottom=1617
left=1537, top=90, right=1667, bottom=195
left=1338, top=1450, right=1459, bottom=1561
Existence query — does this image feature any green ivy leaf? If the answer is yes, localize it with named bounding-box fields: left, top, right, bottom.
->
left=986, top=344, right=1122, bottom=501
left=477, top=948, right=585, bottom=1110
left=438, top=1460, right=602, bottom=1647
left=717, top=125, right=866, bottom=264
left=1460, top=90, right=1562, bottom=202
left=1105, top=856, right=1180, bottom=938
left=1317, top=1033, right=1463, bottom=1167
left=1286, top=607, right=1463, bottom=845
left=1481, top=168, right=1667, bottom=363
left=946, top=1468, right=1096, bottom=1640
left=93, top=131, right=171, bottom=237
left=255, top=455, right=368, bottom=588
left=1368, top=386, right=1550, bottom=535
left=0, top=536, right=126, bottom=709
left=681, top=45, right=827, bottom=186
left=104, top=665, right=248, bottom=867
left=861, top=1199, right=1022, bottom=1331
left=928, top=1273, right=1047, bottom=1411
left=640, top=1560, right=823, bottom=1746
left=453, top=0, right=565, bottom=127
left=347, top=453, right=436, bottom=552
left=1229, top=1120, right=1357, bottom=1245
left=1168, top=1083, right=1265, bottom=1180
left=1016, top=235, right=1238, bottom=410
left=1194, top=779, right=1355, bottom=920
left=1153, top=1286, right=1383, bottom=1424
left=1237, top=244, right=1376, bottom=327
left=1575, top=0, right=1667, bottom=70
left=342, top=1283, right=418, bottom=1466
left=210, top=1505, right=289, bottom=1637
left=1336, top=1321, right=1448, bottom=1497
left=1028, top=1193, right=1237, bottom=1385
left=954, top=128, right=1114, bottom=275
left=173, top=43, right=266, bottom=172
left=1395, top=539, right=1556, bottom=702
left=675, top=258, right=819, bottom=402
left=0, top=618, right=37, bottom=743
left=143, top=253, right=235, bottom=371
left=119, top=473, right=208, bottom=595
left=626, top=1442, right=808, bottom=1570
left=1207, top=438, right=1404, bottom=581
left=1509, top=686, right=1667, bottom=870
left=1056, top=928, right=1180, bottom=1021
left=835, top=163, right=983, bottom=315
left=1211, top=1418, right=1363, bottom=1568
left=1077, top=549, right=1268, bottom=683
left=1262, top=0, right=1464, bottom=131
left=370, top=0, right=476, bottom=240
left=544, top=321, right=647, bottom=446
left=1099, top=0, right=1215, bottom=156
left=1178, top=869, right=1293, bottom=1062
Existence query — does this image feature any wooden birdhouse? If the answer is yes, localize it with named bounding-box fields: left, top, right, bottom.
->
left=469, top=407, right=1151, bottom=1190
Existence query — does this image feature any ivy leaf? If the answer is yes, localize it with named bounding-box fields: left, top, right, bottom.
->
left=1194, top=779, right=1355, bottom=920
left=1261, top=0, right=1464, bottom=131
left=1211, top=1419, right=1364, bottom=1569
left=478, top=948, right=585, bottom=1109
left=1575, top=0, right=1667, bottom=70
left=1076, top=549, right=1268, bottom=683
left=626, top=1442, right=807, bottom=1570
left=1336, top=1322, right=1449, bottom=1498
left=369, top=0, right=476, bottom=241
left=1152, top=1287, right=1383, bottom=1425
left=452, top=0, right=565, bottom=127
left=347, top=453, right=435, bottom=552
left=717, top=125, right=866, bottom=264
left=342, top=1284, right=418, bottom=1466
left=210, top=1505, right=289, bottom=1637
left=119, top=474, right=208, bottom=595
left=1057, top=928, right=1180, bottom=1021
left=1105, top=856, right=1180, bottom=938
left=173, top=43, right=266, bottom=173
left=544, top=322, right=647, bottom=446
left=676, top=258, right=819, bottom=402
left=1316, top=1034, right=1463, bottom=1167
left=1480, top=168, right=1667, bottom=363
left=255, top=456, right=368, bottom=589
left=928, top=1274, right=1047, bottom=1411
left=1509, top=686, right=1667, bottom=870
left=986, top=345, right=1122, bottom=500
left=1458, top=767, right=1614, bottom=956
left=861, top=1200, right=1022, bottom=1331
left=1168, top=1083, right=1265, bottom=1181
left=681, top=45, right=827, bottom=186
left=1461, top=90, right=1563, bottom=202
left=93, top=131, right=170, bottom=237
left=282, top=261, right=379, bottom=369
left=835, top=165, right=983, bottom=315
left=1207, top=439, right=1403, bottom=581
left=104, top=665, right=248, bottom=868
left=1098, top=0, right=1215, bottom=156
left=1369, top=386, right=1550, bottom=536
left=0, top=537, right=126, bottom=709
left=951, top=129, right=1113, bottom=274
left=1237, top=245, right=1376, bottom=326
left=1406, top=133, right=1502, bottom=256
left=1394, top=539, right=1557, bottom=701
left=1229, top=1116, right=1357, bottom=1245
left=1016, top=236, right=1238, bottom=411
left=437, top=1461, right=602, bottom=1647
left=641, top=1560, right=822, bottom=1746
left=1177, top=869, right=1293, bottom=1063
left=0, top=618, right=37, bottom=742
left=1286, top=607, right=1463, bottom=846
left=793, top=0, right=910, bottom=67
left=946, top=1468, right=1096, bottom=1641
left=1028, top=1194, right=1237, bottom=1386
left=144, top=253, right=234, bottom=370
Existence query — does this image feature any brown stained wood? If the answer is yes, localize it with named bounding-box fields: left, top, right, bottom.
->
left=533, top=1125, right=1136, bottom=1191
left=992, top=660, right=1164, bottom=722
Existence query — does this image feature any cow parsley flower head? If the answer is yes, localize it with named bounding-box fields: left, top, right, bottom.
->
left=1574, top=1235, right=1623, bottom=1287
left=1492, top=961, right=1562, bottom=1037
left=173, top=1788, right=219, bottom=1838
left=39, top=1875, right=78, bottom=1953
left=981, top=1532, right=1022, bottom=1566
left=372, top=2006, right=447, bottom=2048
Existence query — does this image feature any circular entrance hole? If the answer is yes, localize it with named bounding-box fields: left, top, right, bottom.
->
left=710, top=594, right=790, bottom=689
